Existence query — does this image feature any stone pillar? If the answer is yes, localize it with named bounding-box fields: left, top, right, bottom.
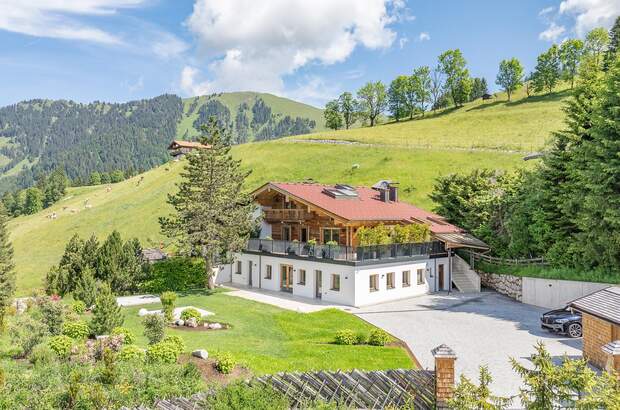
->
left=602, top=340, right=620, bottom=376
left=432, top=344, right=457, bottom=409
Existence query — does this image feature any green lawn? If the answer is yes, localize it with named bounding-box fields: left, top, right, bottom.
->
left=121, top=291, right=412, bottom=374
left=297, top=87, right=570, bottom=152
left=9, top=142, right=526, bottom=295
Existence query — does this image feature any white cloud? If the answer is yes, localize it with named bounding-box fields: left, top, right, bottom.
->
left=151, top=32, right=189, bottom=60
left=418, top=32, right=430, bottom=42
left=399, top=36, right=409, bottom=48
left=285, top=76, right=341, bottom=107
left=182, top=0, right=402, bottom=98
left=127, top=75, right=144, bottom=93
left=539, top=6, right=555, bottom=16
left=0, top=0, right=145, bottom=44
left=539, top=22, right=566, bottom=41
left=559, top=0, right=620, bottom=37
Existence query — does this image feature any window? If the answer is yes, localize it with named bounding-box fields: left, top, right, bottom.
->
left=386, top=272, right=395, bottom=289
left=417, top=268, right=425, bottom=285
left=402, top=271, right=411, bottom=287
left=322, top=228, right=340, bottom=244
left=235, top=261, right=242, bottom=275
left=298, top=269, right=306, bottom=285
left=331, top=274, right=340, bottom=291
left=369, top=274, right=379, bottom=292
left=265, top=265, right=272, bottom=279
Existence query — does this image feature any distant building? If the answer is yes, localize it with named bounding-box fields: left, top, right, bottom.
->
left=482, top=93, right=494, bottom=100
left=167, top=140, right=210, bottom=158
left=141, top=248, right=168, bottom=264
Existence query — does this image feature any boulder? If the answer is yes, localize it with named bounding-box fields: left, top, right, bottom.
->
left=138, top=308, right=149, bottom=317
left=208, top=323, right=223, bottom=330
left=175, top=319, right=185, bottom=327
left=192, top=349, right=209, bottom=360
left=186, top=317, right=198, bottom=328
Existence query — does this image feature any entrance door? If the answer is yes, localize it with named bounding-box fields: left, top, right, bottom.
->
left=315, top=270, right=322, bottom=299
left=438, top=264, right=445, bottom=290
left=248, top=261, right=253, bottom=287
left=280, top=265, right=293, bottom=292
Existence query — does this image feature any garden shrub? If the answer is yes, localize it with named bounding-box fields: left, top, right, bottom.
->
left=160, top=291, right=177, bottom=322
left=111, top=326, right=136, bottom=344
left=368, top=329, right=390, bottom=346
left=142, top=257, right=206, bottom=293
left=162, top=335, right=185, bottom=355
left=90, top=282, right=124, bottom=336
left=143, top=314, right=166, bottom=344
left=39, top=297, right=66, bottom=335
left=215, top=352, right=236, bottom=374
left=204, top=382, right=289, bottom=410
left=118, top=344, right=146, bottom=362
left=62, top=320, right=90, bottom=340
left=334, top=329, right=356, bottom=345
left=71, top=300, right=86, bottom=314
left=354, top=332, right=368, bottom=345
left=29, top=343, right=56, bottom=366
left=10, top=315, right=49, bottom=357
left=180, top=307, right=201, bottom=322
left=48, top=335, right=73, bottom=358
left=146, top=341, right=179, bottom=364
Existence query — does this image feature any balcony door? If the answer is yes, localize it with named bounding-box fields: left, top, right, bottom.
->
left=282, top=225, right=292, bottom=241
left=280, top=264, right=293, bottom=292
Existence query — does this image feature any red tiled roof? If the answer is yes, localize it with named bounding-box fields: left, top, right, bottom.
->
left=266, top=182, right=461, bottom=234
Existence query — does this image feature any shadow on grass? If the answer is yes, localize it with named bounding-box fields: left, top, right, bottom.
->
left=465, top=89, right=573, bottom=112
left=174, top=287, right=231, bottom=298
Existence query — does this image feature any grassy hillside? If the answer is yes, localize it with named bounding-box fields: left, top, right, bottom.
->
left=177, top=92, right=326, bottom=140
left=298, top=86, right=570, bottom=152
left=9, top=141, right=526, bottom=295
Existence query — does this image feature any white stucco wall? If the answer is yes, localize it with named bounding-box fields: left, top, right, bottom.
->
left=354, top=260, right=432, bottom=306
left=228, top=252, right=450, bottom=307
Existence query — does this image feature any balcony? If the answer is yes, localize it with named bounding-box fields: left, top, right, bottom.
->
left=245, top=238, right=447, bottom=265
left=263, top=208, right=310, bottom=221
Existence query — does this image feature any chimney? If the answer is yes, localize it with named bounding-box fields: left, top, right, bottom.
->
left=432, top=344, right=457, bottom=409
left=379, top=189, right=389, bottom=202
left=389, top=185, right=398, bottom=202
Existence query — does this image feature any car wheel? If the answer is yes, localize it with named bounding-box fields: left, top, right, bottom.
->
left=567, top=323, right=582, bottom=338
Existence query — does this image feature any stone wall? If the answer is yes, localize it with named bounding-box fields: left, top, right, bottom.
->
left=478, top=272, right=522, bottom=301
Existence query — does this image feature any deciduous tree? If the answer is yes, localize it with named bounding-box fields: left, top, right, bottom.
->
left=532, top=45, right=561, bottom=94
left=496, top=58, right=524, bottom=101
left=429, top=67, right=444, bottom=112
left=585, top=27, right=610, bottom=67
left=357, top=81, right=387, bottom=126
left=338, top=92, right=357, bottom=129
left=160, top=119, right=256, bottom=289
left=438, top=49, right=471, bottom=107
left=560, top=39, right=584, bottom=89
left=323, top=100, right=342, bottom=130
left=387, top=76, right=410, bottom=121
left=410, top=66, right=432, bottom=116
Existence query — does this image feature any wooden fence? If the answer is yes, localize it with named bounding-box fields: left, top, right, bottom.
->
left=149, top=368, right=436, bottom=410
left=468, top=250, right=547, bottom=266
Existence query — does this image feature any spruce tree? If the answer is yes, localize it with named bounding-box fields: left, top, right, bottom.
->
left=160, top=119, right=256, bottom=289
left=73, top=267, right=98, bottom=307
left=605, top=16, right=620, bottom=70
left=90, top=282, right=123, bottom=336
left=0, top=204, right=15, bottom=333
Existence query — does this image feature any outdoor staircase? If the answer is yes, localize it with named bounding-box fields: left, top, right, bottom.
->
left=451, top=254, right=481, bottom=293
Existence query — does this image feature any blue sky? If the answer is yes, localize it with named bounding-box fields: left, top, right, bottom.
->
left=0, top=0, right=618, bottom=108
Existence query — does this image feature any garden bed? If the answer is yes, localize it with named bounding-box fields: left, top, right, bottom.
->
left=179, top=355, right=251, bottom=384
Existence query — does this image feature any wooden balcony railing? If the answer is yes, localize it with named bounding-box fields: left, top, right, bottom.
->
left=263, top=208, right=310, bottom=221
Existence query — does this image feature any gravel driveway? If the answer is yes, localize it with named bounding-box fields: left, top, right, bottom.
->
left=356, top=291, right=582, bottom=400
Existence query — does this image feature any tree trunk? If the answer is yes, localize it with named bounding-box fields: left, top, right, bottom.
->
left=202, top=246, right=215, bottom=290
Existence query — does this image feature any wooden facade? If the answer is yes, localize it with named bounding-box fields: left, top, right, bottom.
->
left=255, top=188, right=403, bottom=247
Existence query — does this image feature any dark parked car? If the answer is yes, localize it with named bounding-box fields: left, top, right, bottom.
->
left=540, top=308, right=582, bottom=338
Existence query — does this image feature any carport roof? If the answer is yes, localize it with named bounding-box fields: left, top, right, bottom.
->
left=569, top=286, right=620, bottom=325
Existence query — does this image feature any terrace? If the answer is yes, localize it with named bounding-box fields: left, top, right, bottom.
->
left=245, top=238, right=447, bottom=265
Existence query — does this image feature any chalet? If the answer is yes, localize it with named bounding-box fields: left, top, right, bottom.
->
left=217, top=181, right=488, bottom=307
left=167, top=140, right=210, bottom=158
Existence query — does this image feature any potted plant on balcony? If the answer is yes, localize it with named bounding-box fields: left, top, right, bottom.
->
left=325, top=240, right=339, bottom=258
left=305, top=238, right=317, bottom=257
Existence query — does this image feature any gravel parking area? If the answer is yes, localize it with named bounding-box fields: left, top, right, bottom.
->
left=356, top=291, right=582, bottom=400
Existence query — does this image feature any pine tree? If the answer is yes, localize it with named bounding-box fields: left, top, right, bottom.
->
left=73, top=267, right=98, bottom=307
left=605, top=16, right=620, bottom=70
left=160, top=119, right=256, bottom=289
left=573, top=55, right=620, bottom=270
left=0, top=204, right=15, bottom=333
left=90, top=282, right=123, bottom=336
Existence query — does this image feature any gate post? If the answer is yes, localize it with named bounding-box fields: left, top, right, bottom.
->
left=432, top=344, right=457, bottom=409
